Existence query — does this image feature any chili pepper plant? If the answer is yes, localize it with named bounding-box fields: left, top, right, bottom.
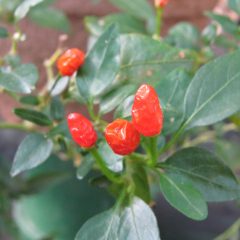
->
left=0, top=0, right=240, bottom=239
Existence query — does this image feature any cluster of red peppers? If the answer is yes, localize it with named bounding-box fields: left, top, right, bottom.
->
left=57, top=48, right=163, bottom=156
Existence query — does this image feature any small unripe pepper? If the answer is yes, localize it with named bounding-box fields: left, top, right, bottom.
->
left=105, top=119, right=140, bottom=156
left=67, top=113, right=97, bottom=148
left=132, top=84, right=163, bottom=137
left=155, top=0, right=169, bottom=8
left=57, top=48, right=85, bottom=76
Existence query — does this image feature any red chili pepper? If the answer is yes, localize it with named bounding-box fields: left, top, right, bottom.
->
left=132, top=84, right=163, bottom=137
left=105, top=119, right=140, bottom=156
left=57, top=48, right=85, bottom=76
left=67, top=113, right=97, bottom=148
left=155, top=0, right=169, bottom=8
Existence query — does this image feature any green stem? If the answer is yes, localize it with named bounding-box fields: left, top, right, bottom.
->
left=0, top=123, right=34, bottom=132
left=149, top=136, right=158, bottom=166
left=158, top=123, right=186, bottom=156
left=90, top=148, right=122, bottom=184
left=155, top=7, right=163, bottom=37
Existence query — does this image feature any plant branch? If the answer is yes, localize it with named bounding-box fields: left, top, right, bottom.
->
left=90, top=148, right=122, bottom=184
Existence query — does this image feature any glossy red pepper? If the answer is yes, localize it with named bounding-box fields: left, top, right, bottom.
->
left=132, top=84, right=163, bottom=137
left=57, top=48, right=85, bottom=76
left=155, top=0, right=169, bottom=8
left=105, top=119, right=140, bottom=156
left=67, top=113, right=97, bottom=148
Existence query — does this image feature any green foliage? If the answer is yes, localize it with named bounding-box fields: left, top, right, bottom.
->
left=166, top=22, right=200, bottom=49
left=184, top=51, right=240, bottom=129
left=160, top=147, right=240, bottom=202
left=0, top=27, right=8, bottom=38
left=228, top=0, right=240, bottom=14
left=159, top=173, right=208, bottom=220
left=14, top=0, right=45, bottom=20
left=0, top=64, right=38, bottom=94
left=29, top=7, right=70, bottom=32
left=11, top=133, right=53, bottom=176
left=1, top=1, right=240, bottom=239
left=14, top=108, right=52, bottom=126
left=75, top=197, right=160, bottom=240
left=77, top=25, right=120, bottom=100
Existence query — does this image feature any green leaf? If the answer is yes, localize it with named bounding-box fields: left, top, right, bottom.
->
left=215, top=139, right=240, bottom=169
left=50, top=97, right=65, bottom=121
left=14, top=108, right=52, bottom=126
left=48, top=120, right=71, bottom=139
left=166, top=22, right=200, bottom=49
left=3, top=55, right=21, bottom=68
left=108, top=0, right=154, bottom=21
left=50, top=76, right=69, bottom=96
left=159, top=173, right=208, bottom=220
left=206, top=12, right=239, bottom=35
left=75, top=197, right=160, bottom=240
left=184, top=50, right=240, bottom=129
left=11, top=133, right=53, bottom=176
left=161, top=147, right=240, bottom=202
left=99, top=84, right=136, bottom=115
left=202, top=24, right=217, bottom=44
left=156, top=69, right=191, bottom=134
left=0, top=27, right=8, bottom=38
left=114, top=95, right=134, bottom=119
left=85, top=14, right=146, bottom=36
left=108, top=0, right=155, bottom=33
left=77, top=25, right=120, bottom=100
left=29, top=7, right=70, bottom=32
left=76, top=155, right=94, bottom=180
left=14, top=0, right=44, bottom=21
left=0, top=64, right=38, bottom=94
left=98, top=142, right=123, bottom=173
left=229, top=0, right=240, bottom=14
left=20, top=95, right=40, bottom=106
left=118, top=34, right=192, bottom=85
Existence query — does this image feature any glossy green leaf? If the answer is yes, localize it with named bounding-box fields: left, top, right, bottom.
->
left=114, top=95, right=134, bottom=119
left=206, top=12, right=239, bottom=35
left=77, top=25, right=120, bottom=100
left=14, top=108, right=52, bottom=126
left=20, top=95, right=40, bottom=106
left=100, top=84, right=135, bottom=115
left=184, top=51, right=240, bottom=129
left=161, top=147, right=240, bottom=202
left=50, top=97, right=65, bottom=121
left=75, top=197, right=160, bottom=240
left=156, top=69, right=191, bottom=134
left=159, top=173, right=208, bottom=220
left=166, top=22, right=200, bottom=49
left=85, top=14, right=146, bottom=36
left=11, top=133, right=53, bottom=176
left=0, top=64, right=38, bottom=94
left=229, top=0, right=240, bottom=14
left=14, top=0, right=44, bottom=20
left=0, top=27, right=8, bottom=38
left=117, top=34, right=192, bottom=85
left=50, top=76, right=69, bottom=96
left=98, top=142, right=123, bottom=173
left=76, top=155, right=94, bottom=180
left=29, top=7, right=70, bottom=32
